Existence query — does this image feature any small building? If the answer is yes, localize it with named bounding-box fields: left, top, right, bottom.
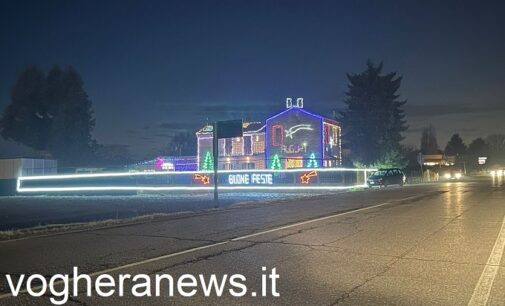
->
left=196, top=98, right=342, bottom=170
left=421, top=154, right=454, bottom=167
left=0, top=158, right=57, bottom=195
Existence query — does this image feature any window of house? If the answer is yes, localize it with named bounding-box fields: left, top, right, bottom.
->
left=271, top=125, right=284, bottom=146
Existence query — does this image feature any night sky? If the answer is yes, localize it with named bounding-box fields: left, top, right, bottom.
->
left=1, top=0, right=504, bottom=158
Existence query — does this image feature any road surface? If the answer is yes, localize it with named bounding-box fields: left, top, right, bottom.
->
left=0, top=191, right=340, bottom=230
left=0, top=178, right=504, bottom=305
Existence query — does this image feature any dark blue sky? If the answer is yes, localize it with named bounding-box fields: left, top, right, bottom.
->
left=1, top=0, right=504, bottom=158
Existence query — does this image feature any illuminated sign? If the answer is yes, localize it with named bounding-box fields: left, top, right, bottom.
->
left=281, top=144, right=307, bottom=154
left=228, top=173, right=273, bottom=185
left=286, top=158, right=304, bottom=168
left=216, top=119, right=243, bottom=139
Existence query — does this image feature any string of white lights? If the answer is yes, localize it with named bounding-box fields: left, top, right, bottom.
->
left=17, top=185, right=368, bottom=193
left=16, top=168, right=375, bottom=193
left=18, top=167, right=376, bottom=181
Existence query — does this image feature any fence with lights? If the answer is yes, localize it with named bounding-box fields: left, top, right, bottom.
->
left=17, top=167, right=375, bottom=193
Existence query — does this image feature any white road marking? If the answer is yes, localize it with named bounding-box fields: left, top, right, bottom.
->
left=0, top=195, right=418, bottom=300
left=468, top=212, right=505, bottom=306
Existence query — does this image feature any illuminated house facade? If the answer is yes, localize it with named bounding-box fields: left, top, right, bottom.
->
left=196, top=98, right=342, bottom=170
left=196, top=122, right=266, bottom=170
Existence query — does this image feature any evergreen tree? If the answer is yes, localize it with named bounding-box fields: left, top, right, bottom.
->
left=420, top=125, right=439, bottom=154
left=0, top=65, right=95, bottom=165
left=0, top=66, right=50, bottom=151
left=202, top=151, right=213, bottom=170
left=444, top=134, right=466, bottom=156
left=47, top=66, right=95, bottom=165
left=339, top=61, right=408, bottom=166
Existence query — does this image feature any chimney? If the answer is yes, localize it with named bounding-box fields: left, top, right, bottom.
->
left=296, top=97, right=304, bottom=108
left=286, top=97, right=293, bottom=108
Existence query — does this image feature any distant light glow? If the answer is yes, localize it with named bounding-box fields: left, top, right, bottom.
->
left=491, top=170, right=504, bottom=177
left=154, top=157, right=164, bottom=171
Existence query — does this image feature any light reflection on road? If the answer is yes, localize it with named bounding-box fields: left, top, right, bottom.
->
left=442, top=182, right=465, bottom=217
left=492, top=175, right=504, bottom=188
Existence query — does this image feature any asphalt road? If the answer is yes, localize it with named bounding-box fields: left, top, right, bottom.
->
left=0, top=178, right=504, bottom=305
left=0, top=191, right=342, bottom=230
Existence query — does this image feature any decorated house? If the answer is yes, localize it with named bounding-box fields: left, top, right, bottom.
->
left=266, top=98, right=342, bottom=169
left=196, top=98, right=342, bottom=170
left=196, top=122, right=266, bottom=170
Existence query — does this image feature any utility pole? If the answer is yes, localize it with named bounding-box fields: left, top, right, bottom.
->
left=211, top=119, right=242, bottom=207
left=213, top=122, right=219, bottom=207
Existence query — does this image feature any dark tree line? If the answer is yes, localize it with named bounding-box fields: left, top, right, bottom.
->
left=159, top=132, right=197, bottom=156
left=444, top=133, right=466, bottom=156
left=419, top=125, right=505, bottom=170
left=0, top=66, right=95, bottom=166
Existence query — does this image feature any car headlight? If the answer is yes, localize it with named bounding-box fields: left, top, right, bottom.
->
left=491, top=171, right=496, bottom=177
left=498, top=170, right=504, bottom=177
left=444, top=173, right=451, bottom=179
left=455, top=173, right=462, bottom=179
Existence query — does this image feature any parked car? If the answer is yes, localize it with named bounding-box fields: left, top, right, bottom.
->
left=367, top=168, right=406, bottom=187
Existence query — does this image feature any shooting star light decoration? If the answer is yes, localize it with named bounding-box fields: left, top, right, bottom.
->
left=300, top=170, right=318, bottom=184
left=194, top=174, right=210, bottom=185
left=285, top=124, right=313, bottom=139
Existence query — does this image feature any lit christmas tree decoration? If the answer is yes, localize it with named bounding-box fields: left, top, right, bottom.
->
left=307, top=153, right=318, bottom=168
left=270, top=154, right=281, bottom=170
left=202, top=151, right=214, bottom=170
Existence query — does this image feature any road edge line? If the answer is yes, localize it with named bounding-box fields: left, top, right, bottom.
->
left=468, top=211, right=505, bottom=305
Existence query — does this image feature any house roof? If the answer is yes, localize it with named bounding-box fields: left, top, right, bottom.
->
left=196, top=122, right=265, bottom=136
left=266, top=106, right=340, bottom=126
left=196, top=105, right=339, bottom=136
